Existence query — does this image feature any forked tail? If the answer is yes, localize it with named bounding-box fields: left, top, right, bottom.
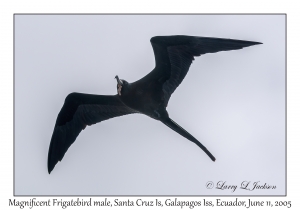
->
left=161, top=117, right=216, bottom=161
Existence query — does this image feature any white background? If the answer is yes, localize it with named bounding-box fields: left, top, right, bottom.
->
left=14, top=14, right=284, bottom=196
left=1, top=0, right=299, bottom=209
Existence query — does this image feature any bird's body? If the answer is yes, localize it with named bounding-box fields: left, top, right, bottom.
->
left=121, top=80, right=166, bottom=119
left=47, top=35, right=261, bottom=173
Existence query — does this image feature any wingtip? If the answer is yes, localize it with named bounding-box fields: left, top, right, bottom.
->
left=47, top=126, right=63, bottom=174
left=47, top=160, right=54, bottom=174
left=47, top=137, right=58, bottom=174
left=245, top=40, right=263, bottom=47
left=47, top=151, right=59, bottom=174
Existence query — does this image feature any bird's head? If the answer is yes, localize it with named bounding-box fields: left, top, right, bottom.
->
left=115, top=75, right=129, bottom=96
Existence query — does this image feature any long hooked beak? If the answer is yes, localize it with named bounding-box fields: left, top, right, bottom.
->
left=115, top=75, right=123, bottom=85
left=115, top=75, right=123, bottom=96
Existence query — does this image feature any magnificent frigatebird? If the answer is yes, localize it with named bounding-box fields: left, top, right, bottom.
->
left=47, top=35, right=261, bottom=173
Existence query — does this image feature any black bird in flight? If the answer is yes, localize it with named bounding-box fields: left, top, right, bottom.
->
left=48, top=35, right=261, bottom=173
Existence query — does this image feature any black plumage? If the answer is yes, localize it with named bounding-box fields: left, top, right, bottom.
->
left=48, top=35, right=261, bottom=173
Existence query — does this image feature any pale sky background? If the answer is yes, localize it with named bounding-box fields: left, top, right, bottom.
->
left=15, top=15, right=285, bottom=195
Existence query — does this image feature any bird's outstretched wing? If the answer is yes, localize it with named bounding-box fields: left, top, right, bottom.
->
left=135, top=35, right=262, bottom=106
left=48, top=92, right=137, bottom=173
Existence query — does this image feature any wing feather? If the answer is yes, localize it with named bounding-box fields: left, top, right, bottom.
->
left=48, top=93, right=137, bottom=173
left=135, top=35, right=262, bottom=106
